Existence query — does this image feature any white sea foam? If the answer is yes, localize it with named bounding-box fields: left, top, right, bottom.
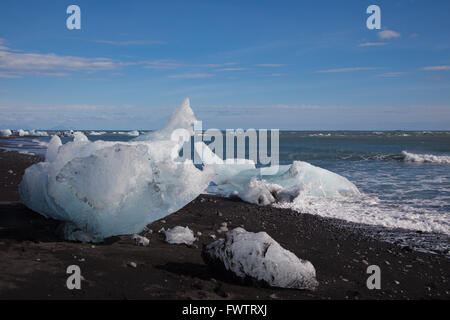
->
left=402, top=151, right=450, bottom=164
left=88, top=131, right=107, bottom=136
left=274, top=194, right=450, bottom=235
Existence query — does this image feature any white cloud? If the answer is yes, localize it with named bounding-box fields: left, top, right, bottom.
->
left=378, top=30, right=401, bottom=40
left=143, top=60, right=238, bottom=70
left=358, top=42, right=388, bottom=47
left=0, top=72, right=21, bottom=78
left=377, top=72, right=407, bottom=77
left=166, top=73, right=215, bottom=79
left=214, top=67, right=247, bottom=72
left=315, top=67, right=377, bottom=73
left=143, top=59, right=182, bottom=69
left=0, top=50, right=122, bottom=78
left=421, top=65, right=450, bottom=71
left=255, top=64, right=285, bottom=67
left=268, top=73, right=289, bottom=77
left=92, top=40, right=166, bottom=45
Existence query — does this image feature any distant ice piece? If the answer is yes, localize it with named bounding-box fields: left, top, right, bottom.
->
left=202, top=227, right=318, bottom=290
left=87, top=131, right=106, bottom=136
left=29, top=130, right=48, bottom=137
left=164, top=226, right=196, bottom=245
left=126, top=130, right=140, bottom=137
left=0, top=129, right=12, bottom=137
left=18, top=129, right=29, bottom=136
left=19, top=98, right=213, bottom=242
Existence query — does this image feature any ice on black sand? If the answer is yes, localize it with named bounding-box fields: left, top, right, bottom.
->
left=202, top=227, right=318, bottom=290
left=164, top=226, right=197, bottom=245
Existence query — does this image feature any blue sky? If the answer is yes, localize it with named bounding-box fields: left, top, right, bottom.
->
left=0, top=0, right=450, bottom=130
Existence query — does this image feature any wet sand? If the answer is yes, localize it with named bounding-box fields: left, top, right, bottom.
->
left=0, top=149, right=449, bottom=299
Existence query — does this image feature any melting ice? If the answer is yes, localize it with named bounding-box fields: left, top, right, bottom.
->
left=19, top=98, right=213, bottom=242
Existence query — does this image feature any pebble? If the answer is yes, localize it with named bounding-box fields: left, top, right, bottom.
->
left=127, top=261, right=137, bottom=268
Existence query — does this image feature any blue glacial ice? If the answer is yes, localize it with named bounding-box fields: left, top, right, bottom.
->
left=19, top=98, right=213, bottom=242
left=195, top=139, right=360, bottom=205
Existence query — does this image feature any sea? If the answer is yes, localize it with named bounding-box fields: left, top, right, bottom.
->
left=1, top=130, right=449, bottom=256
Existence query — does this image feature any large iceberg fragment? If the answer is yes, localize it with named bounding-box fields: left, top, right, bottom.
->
left=235, top=161, right=360, bottom=206
left=19, top=98, right=213, bottom=242
left=196, top=140, right=360, bottom=205
left=202, top=227, right=318, bottom=290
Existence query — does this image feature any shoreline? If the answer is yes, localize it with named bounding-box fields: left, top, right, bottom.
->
left=0, top=150, right=449, bottom=299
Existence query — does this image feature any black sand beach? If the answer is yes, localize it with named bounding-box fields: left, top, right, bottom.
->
left=0, top=149, right=449, bottom=299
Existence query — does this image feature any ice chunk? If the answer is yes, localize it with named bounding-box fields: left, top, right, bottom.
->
left=18, top=129, right=29, bottom=136
left=19, top=98, right=213, bottom=242
left=164, top=226, right=196, bottom=245
left=202, top=227, right=318, bottom=290
left=132, top=234, right=150, bottom=246
left=265, top=161, right=360, bottom=198
left=136, top=98, right=196, bottom=142
left=197, top=141, right=359, bottom=202
left=0, top=129, right=12, bottom=137
left=73, top=131, right=89, bottom=142
left=195, top=141, right=256, bottom=186
left=204, top=156, right=359, bottom=204
left=29, top=130, right=48, bottom=137
left=45, top=135, right=63, bottom=162
left=239, top=178, right=283, bottom=205
left=127, top=130, right=140, bottom=137
left=235, top=161, right=360, bottom=205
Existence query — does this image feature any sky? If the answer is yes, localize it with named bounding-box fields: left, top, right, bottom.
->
left=0, top=0, right=450, bottom=130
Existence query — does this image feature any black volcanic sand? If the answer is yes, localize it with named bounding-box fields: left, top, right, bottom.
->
left=0, top=149, right=449, bottom=299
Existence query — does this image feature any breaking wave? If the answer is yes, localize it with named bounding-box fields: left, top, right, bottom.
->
left=401, top=151, right=450, bottom=165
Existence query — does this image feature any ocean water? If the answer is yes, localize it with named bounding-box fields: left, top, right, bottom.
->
left=1, top=130, right=449, bottom=254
